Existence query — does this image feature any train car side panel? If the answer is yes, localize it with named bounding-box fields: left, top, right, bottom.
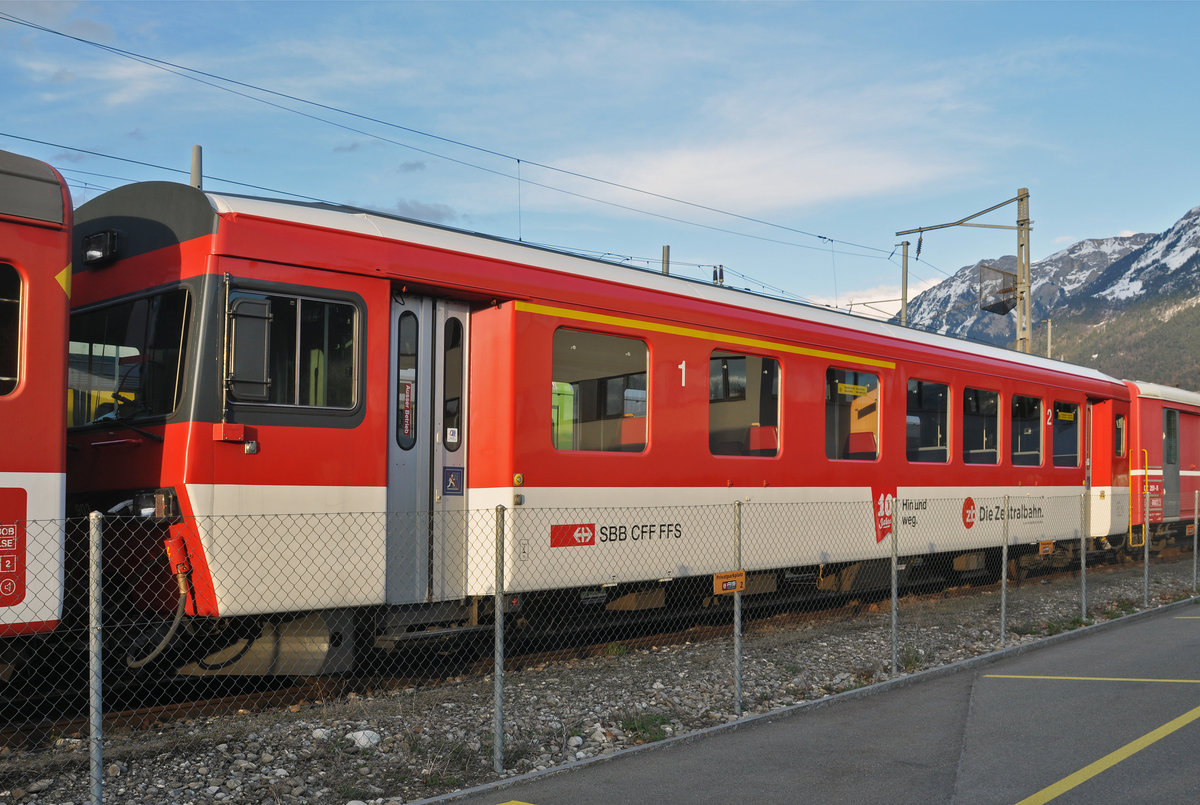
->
left=0, top=150, right=70, bottom=636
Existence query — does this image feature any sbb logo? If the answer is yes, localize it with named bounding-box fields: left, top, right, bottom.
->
left=962, top=497, right=977, bottom=529
left=551, top=523, right=596, bottom=548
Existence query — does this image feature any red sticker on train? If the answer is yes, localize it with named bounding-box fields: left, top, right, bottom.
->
left=551, top=523, right=596, bottom=548
left=0, top=488, right=27, bottom=607
left=873, top=487, right=896, bottom=543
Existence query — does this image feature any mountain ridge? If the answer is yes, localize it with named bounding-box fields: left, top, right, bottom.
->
left=897, top=204, right=1200, bottom=388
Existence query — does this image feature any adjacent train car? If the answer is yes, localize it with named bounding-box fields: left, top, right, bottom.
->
left=0, top=150, right=71, bottom=645
left=1126, top=380, right=1200, bottom=541
left=63, top=179, right=1137, bottom=674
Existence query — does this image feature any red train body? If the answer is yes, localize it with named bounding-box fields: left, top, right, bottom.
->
left=0, top=150, right=71, bottom=638
left=58, top=179, right=1148, bottom=675
left=0, top=152, right=1176, bottom=676
left=1126, top=381, right=1200, bottom=535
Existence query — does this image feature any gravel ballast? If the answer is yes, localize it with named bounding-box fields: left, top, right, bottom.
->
left=1, top=561, right=1195, bottom=805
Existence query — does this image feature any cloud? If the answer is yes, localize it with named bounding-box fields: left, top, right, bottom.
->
left=810, top=277, right=944, bottom=319
left=390, top=198, right=458, bottom=224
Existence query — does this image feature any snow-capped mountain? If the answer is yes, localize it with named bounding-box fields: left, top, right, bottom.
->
left=902, top=205, right=1200, bottom=343
left=897, top=203, right=1200, bottom=387
left=1083, top=205, right=1200, bottom=307
left=902, top=233, right=1153, bottom=343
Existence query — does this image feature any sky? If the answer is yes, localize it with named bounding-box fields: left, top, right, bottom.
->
left=3, top=1, right=1199, bottom=321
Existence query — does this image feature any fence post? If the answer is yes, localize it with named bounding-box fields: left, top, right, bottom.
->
left=492, top=506, right=506, bottom=774
left=890, top=509, right=898, bottom=676
left=88, top=512, right=103, bottom=805
left=1000, top=496, right=1009, bottom=647
left=1080, top=492, right=1088, bottom=623
left=733, top=501, right=743, bottom=718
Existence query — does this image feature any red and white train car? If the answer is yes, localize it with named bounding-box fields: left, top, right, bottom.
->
left=0, top=149, right=71, bottom=641
left=66, top=180, right=1135, bottom=671
left=1126, top=380, right=1200, bottom=537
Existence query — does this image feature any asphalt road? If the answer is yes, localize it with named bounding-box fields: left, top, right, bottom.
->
left=424, top=599, right=1200, bottom=805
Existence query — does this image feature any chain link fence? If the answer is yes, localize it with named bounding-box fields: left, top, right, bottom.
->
left=0, top=497, right=1196, bottom=803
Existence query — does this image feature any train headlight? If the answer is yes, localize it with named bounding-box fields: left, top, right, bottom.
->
left=82, top=230, right=119, bottom=266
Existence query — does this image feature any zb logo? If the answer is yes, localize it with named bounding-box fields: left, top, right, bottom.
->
left=962, top=497, right=977, bottom=529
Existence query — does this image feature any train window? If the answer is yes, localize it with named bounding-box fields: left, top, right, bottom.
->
left=68, top=290, right=191, bottom=426
left=0, top=264, right=17, bottom=395
left=442, top=318, right=464, bottom=452
left=826, top=368, right=879, bottom=461
left=962, top=388, right=999, bottom=465
left=710, top=351, right=780, bottom=456
left=228, top=292, right=357, bottom=409
left=395, top=311, right=418, bottom=450
left=1052, top=401, right=1080, bottom=467
left=1114, top=414, right=1126, bottom=457
left=1165, top=409, right=1180, bottom=466
left=906, top=379, right=948, bottom=463
left=1011, top=395, right=1042, bottom=466
left=552, top=329, right=647, bottom=452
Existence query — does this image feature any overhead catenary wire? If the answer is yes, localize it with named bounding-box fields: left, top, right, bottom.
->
left=1, top=129, right=827, bottom=308
left=0, top=11, right=895, bottom=263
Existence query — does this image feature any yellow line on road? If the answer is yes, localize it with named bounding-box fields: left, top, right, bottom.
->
left=1014, top=702, right=1200, bottom=804
left=986, top=674, right=1200, bottom=684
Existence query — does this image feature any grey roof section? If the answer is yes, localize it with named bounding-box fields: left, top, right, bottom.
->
left=0, top=149, right=66, bottom=225
left=72, top=181, right=218, bottom=273
left=1126, top=380, right=1200, bottom=408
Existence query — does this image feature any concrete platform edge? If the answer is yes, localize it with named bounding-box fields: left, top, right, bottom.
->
left=412, top=594, right=1200, bottom=805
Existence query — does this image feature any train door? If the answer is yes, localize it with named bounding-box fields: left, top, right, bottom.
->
left=385, top=294, right=470, bottom=604
left=1085, top=401, right=1095, bottom=490
left=1163, top=408, right=1181, bottom=519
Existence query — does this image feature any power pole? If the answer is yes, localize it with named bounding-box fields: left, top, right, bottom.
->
left=1015, top=188, right=1031, bottom=353
left=897, top=188, right=1032, bottom=352
left=899, top=240, right=910, bottom=326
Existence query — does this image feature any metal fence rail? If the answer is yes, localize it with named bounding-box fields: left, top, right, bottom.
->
left=0, top=498, right=1196, bottom=803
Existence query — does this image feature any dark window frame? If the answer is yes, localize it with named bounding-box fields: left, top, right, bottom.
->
left=709, top=350, right=780, bottom=457
left=226, top=289, right=360, bottom=411
left=67, top=288, right=192, bottom=427
left=825, top=367, right=880, bottom=461
left=1052, top=400, right=1081, bottom=468
left=906, top=378, right=949, bottom=464
left=0, top=263, right=19, bottom=395
left=1011, top=394, right=1043, bottom=467
left=551, top=328, right=648, bottom=453
left=962, top=387, right=1000, bottom=465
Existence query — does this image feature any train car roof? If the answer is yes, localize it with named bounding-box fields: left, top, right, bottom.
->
left=1125, top=381, right=1200, bottom=408
left=0, top=149, right=67, bottom=225
left=208, top=190, right=1125, bottom=389
left=76, top=180, right=1124, bottom=391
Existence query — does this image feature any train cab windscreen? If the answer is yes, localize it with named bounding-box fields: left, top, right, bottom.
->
left=67, top=290, right=191, bottom=426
